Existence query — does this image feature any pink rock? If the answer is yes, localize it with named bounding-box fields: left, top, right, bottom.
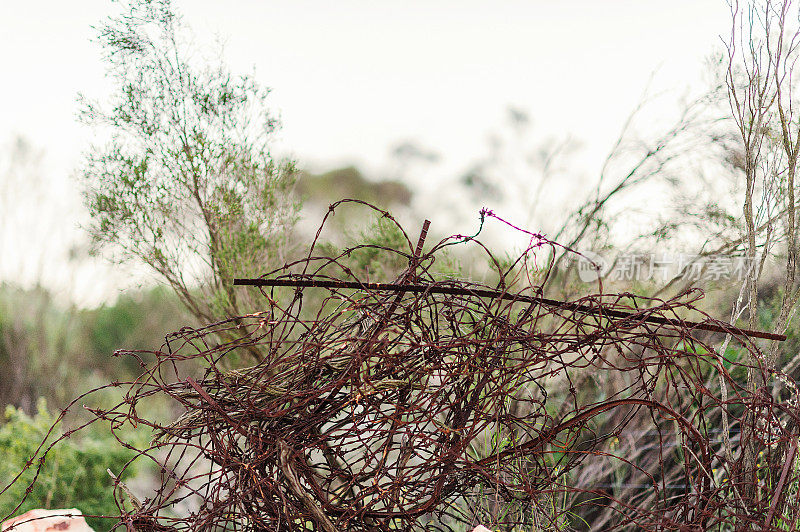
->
left=471, top=526, right=493, bottom=532
left=1, top=509, right=95, bottom=532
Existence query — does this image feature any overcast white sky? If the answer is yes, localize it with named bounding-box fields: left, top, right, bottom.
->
left=2, top=1, right=732, bottom=173
left=0, top=0, right=734, bottom=304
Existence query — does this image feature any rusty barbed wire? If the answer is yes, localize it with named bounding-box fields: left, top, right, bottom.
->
left=2, top=200, right=799, bottom=531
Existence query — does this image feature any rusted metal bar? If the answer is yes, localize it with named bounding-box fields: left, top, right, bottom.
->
left=233, top=278, right=786, bottom=341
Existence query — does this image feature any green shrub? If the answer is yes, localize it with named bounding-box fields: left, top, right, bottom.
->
left=0, top=399, right=139, bottom=530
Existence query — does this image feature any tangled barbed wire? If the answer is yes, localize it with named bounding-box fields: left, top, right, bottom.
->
left=3, top=200, right=799, bottom=531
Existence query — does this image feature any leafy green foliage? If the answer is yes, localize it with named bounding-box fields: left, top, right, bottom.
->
left=346, top=216, right=410, bottom=280
left=82, top=286, right=192, bottom=376
left=0, top=399, right=139, bottom=530
left=80, top=0, right=299, bottom=324
left=0, top=282, right=192, bottom=416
